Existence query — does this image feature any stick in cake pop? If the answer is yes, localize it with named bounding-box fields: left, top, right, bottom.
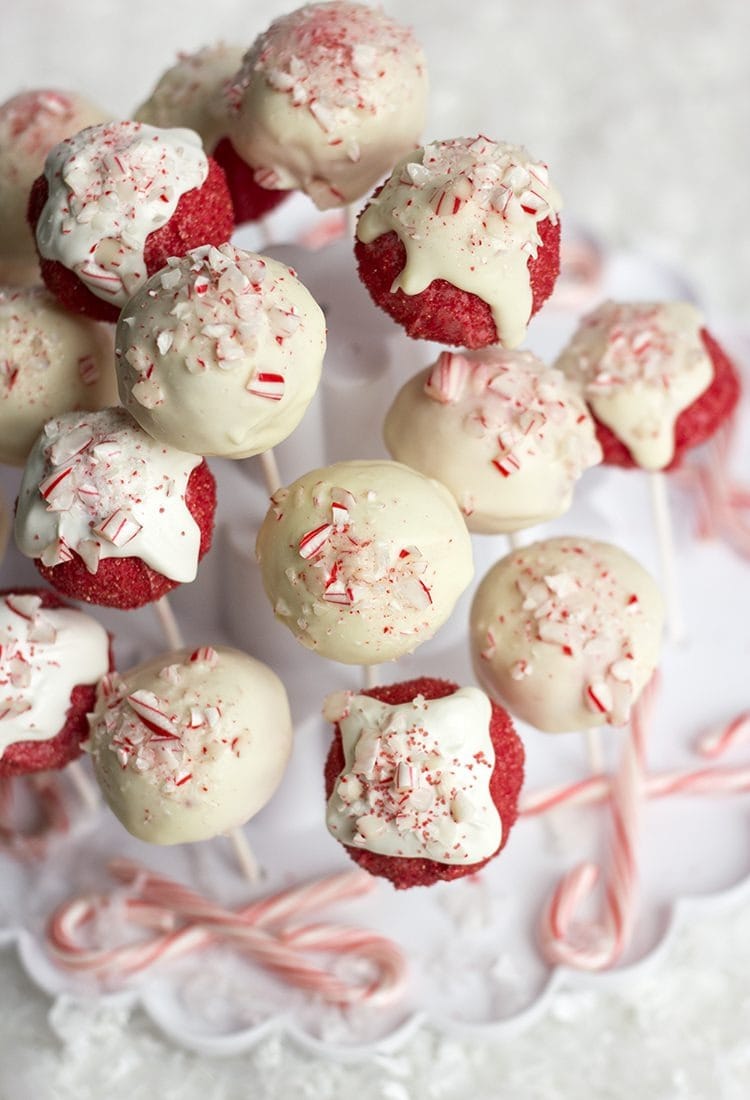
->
left=0, top=89, right=110, bottom=285
left=323, top=677, right=525, bottom=888
left=135, top=44, right=289, bottom=226
left=355, top=136, right=562, bottom=349
left=224, top=1, right=429, bottom=212
left=86, top=646, right=293, bottom=877
left=0, top=286, right=116, bottom=467
left=255, top=459, right=474, bottom=665
left=114, top=244, right=326, bottom=475
left=14, top=407, right=216, bottom=609
left=384, top=348, right=602, bottom=533
left=27, top=120, right=235, bottom=323
left=554, top=301, right=742, bottom=642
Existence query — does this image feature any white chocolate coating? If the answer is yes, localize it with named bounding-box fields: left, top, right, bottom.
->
left=0, top=90, right=109, bottom=279
left=0, top=592, right=109, bottom=757
left=555, top=301, right=714, bottom=470
left=226, top=1, right=428, bottom=209
left=384, top=349, right=602, bottom=533
left=325, top=687, right=501, bottom=864
left=115, top=244, right=326, bottom=458
left=135, top=44, right=244, bottom=153
left=357, top=136, right=562, bottom=349
left=0, top=286, right=117, bottom=466
left=35, top=121, right=208, bottom=307
left=15, top=407, right=203, bottom=580
left=86, top=646, right=292, bottom=845
left=256, top=460, right=474, bottom=664
left=470, top=538, right=664, bottom=733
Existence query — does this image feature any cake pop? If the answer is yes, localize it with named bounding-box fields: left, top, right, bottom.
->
left=324, top=677, right=524, bottom=888
left=384, top=348, right=602, bottom=533
left=86, top=645, right=293, bottom=845
left=0, top=286, right=116, bottom=466
left=14, top=407, right=216, bottom=609
left=255, top=460, right=474, bottom=664
left=356, top=136, right=561, bottom=349
left=28, top=121, right=234, bottom=322
left=115, top=243, right=326, bottom=458
left=225, top=1, right=428, bottom=210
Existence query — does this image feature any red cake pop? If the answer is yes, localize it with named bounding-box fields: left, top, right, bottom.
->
left=324, top=677, right=524, bottom=889
left=27, top=120, right=234, bottom=323
left=14, top=407, right=216, bottom=609
left=356, top=136, right=561, bottom=349
left=0, top=588, right=111, bottom=778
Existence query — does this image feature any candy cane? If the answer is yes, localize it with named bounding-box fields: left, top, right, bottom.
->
left=696, top=711, right=750, bottom=759
left=676, top=418, right=750, bottom=559
left=46, top=861, right=407, bottom=1008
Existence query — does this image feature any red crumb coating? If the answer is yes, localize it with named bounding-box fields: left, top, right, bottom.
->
left=27, top=157, right=235, bottom=324
left=595, top=329, right=742, bottom=470
left=212, top=137, right=290, bottom=225
left=0, top=587, right=113, bottom=777
left=354, top=216, right=560, bottom=349
left=34, top=460, right=216, bottom=609
left=324, top=677, right=525, bottom=889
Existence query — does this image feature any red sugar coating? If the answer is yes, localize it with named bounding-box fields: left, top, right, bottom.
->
left=595, top=329, right=742, bottom=470
left=324, top=677, right=525, bottom=889
left=212, top=137, right=290, bottom=225
left=354, top=216, right=560, bottom=349
left=27, top=157, right=235, bottom=324
left=0, top=587, right=113, bottom=778
left=34, top=460, right=216, bottom=609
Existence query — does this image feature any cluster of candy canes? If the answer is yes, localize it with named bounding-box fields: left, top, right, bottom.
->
left=47, top=859, right=407, bottom=1007
left=532, top=693, right=750, bottom=970
left=676, top=420, right=750, bottom=561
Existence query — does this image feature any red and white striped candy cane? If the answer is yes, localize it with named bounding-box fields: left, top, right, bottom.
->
left=537, top=677, right=652, bottom=970
left=46, top=862, right=407, bottom=1007
left=696, top=711, right=750, bottom=759
left=677, top=418, right=750, bottom=560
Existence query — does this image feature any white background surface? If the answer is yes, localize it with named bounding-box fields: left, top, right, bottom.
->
left=1, top=2, right=749, bottom=1097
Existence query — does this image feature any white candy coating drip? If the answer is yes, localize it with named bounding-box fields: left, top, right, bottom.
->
left=226, top=1, right=428, bottom=208
left=115, top=243, right=325, bottom=458
left=470, top=538, right=664, bottom=733
left=357, top=136, right=562, bottom=348
left=326, top=687, right=501, bottom=864
left=135, top=44, right=244, bottom=152
left=35, top=121, right=208, bottom=306
left=0, top=593, right=109, bottom=756
left=256, top=460, right=474, bottom=664
left=555, top=301, right=714, bottom=469
left=14, top=407, right=202, bottom=581
left=86, top=645, right=293, bottom=844
left=0, top=286, right=116, bottom=467
left=384, top=348, right=602, bottom=533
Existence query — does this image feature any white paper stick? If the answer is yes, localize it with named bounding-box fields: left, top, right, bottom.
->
left=362, top=665, right=380, bottom=690
left=153, top=596, right=184, bottom=650
left=66, top=760, right=99, bottom=812
left=228, top=826, right=261, bottom=882
left=259, top=448, right=282, bottom=496
left=649, top=471, right=687, bottom=645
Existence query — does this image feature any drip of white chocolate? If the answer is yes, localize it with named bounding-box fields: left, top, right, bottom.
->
left=325, top=687, right=501, bottom=864
left=357, top=137, right=562, bottom=348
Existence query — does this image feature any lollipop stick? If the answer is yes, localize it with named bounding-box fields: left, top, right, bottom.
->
left=649, top=471, right=686, bottom=645
left=153, top=596, right=184, bottom=650
left=345, top=202, right=358, bottom=240
left=506, top=530, right=523, bottom=551
left=362, top=665, right=379, bottom=690
left=258, top=448, right=282, bottom=496
left=228, top=826, right=261, bottom=883
left=67, top=760, right=99, bottom=812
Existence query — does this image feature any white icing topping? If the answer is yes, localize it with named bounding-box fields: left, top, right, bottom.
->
left=226, top=1, right=428, bottom=208
left=0, top=593, right=109, bottom=757
left=135, top=44, right=244, bottom=153
left=0, top=90, right=109, bottom=263
left=357, top=136, right=562, bottom=348
left=256, top=460, right=474, bottom=664
left=0, top=287, right=116, bottom=467
left=555, top=301, right=714, bottom=469
left=14, top=407, right=203, bottom=581
left=384, top=348, right=601, bottom=533
left=86, top=645, right=292, bottom=844
left=326, top=687, right=501, bottom=864
left=470, top=538, right=664, bottom=733
left=35, top=121, right=209, bottom=306
left=115, top=244, right=326, bottom=458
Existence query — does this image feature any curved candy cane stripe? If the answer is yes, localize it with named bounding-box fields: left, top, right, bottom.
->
left=697, top=712, right=750, bottom=759
left=46, top=862, right=407, bottom=1007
